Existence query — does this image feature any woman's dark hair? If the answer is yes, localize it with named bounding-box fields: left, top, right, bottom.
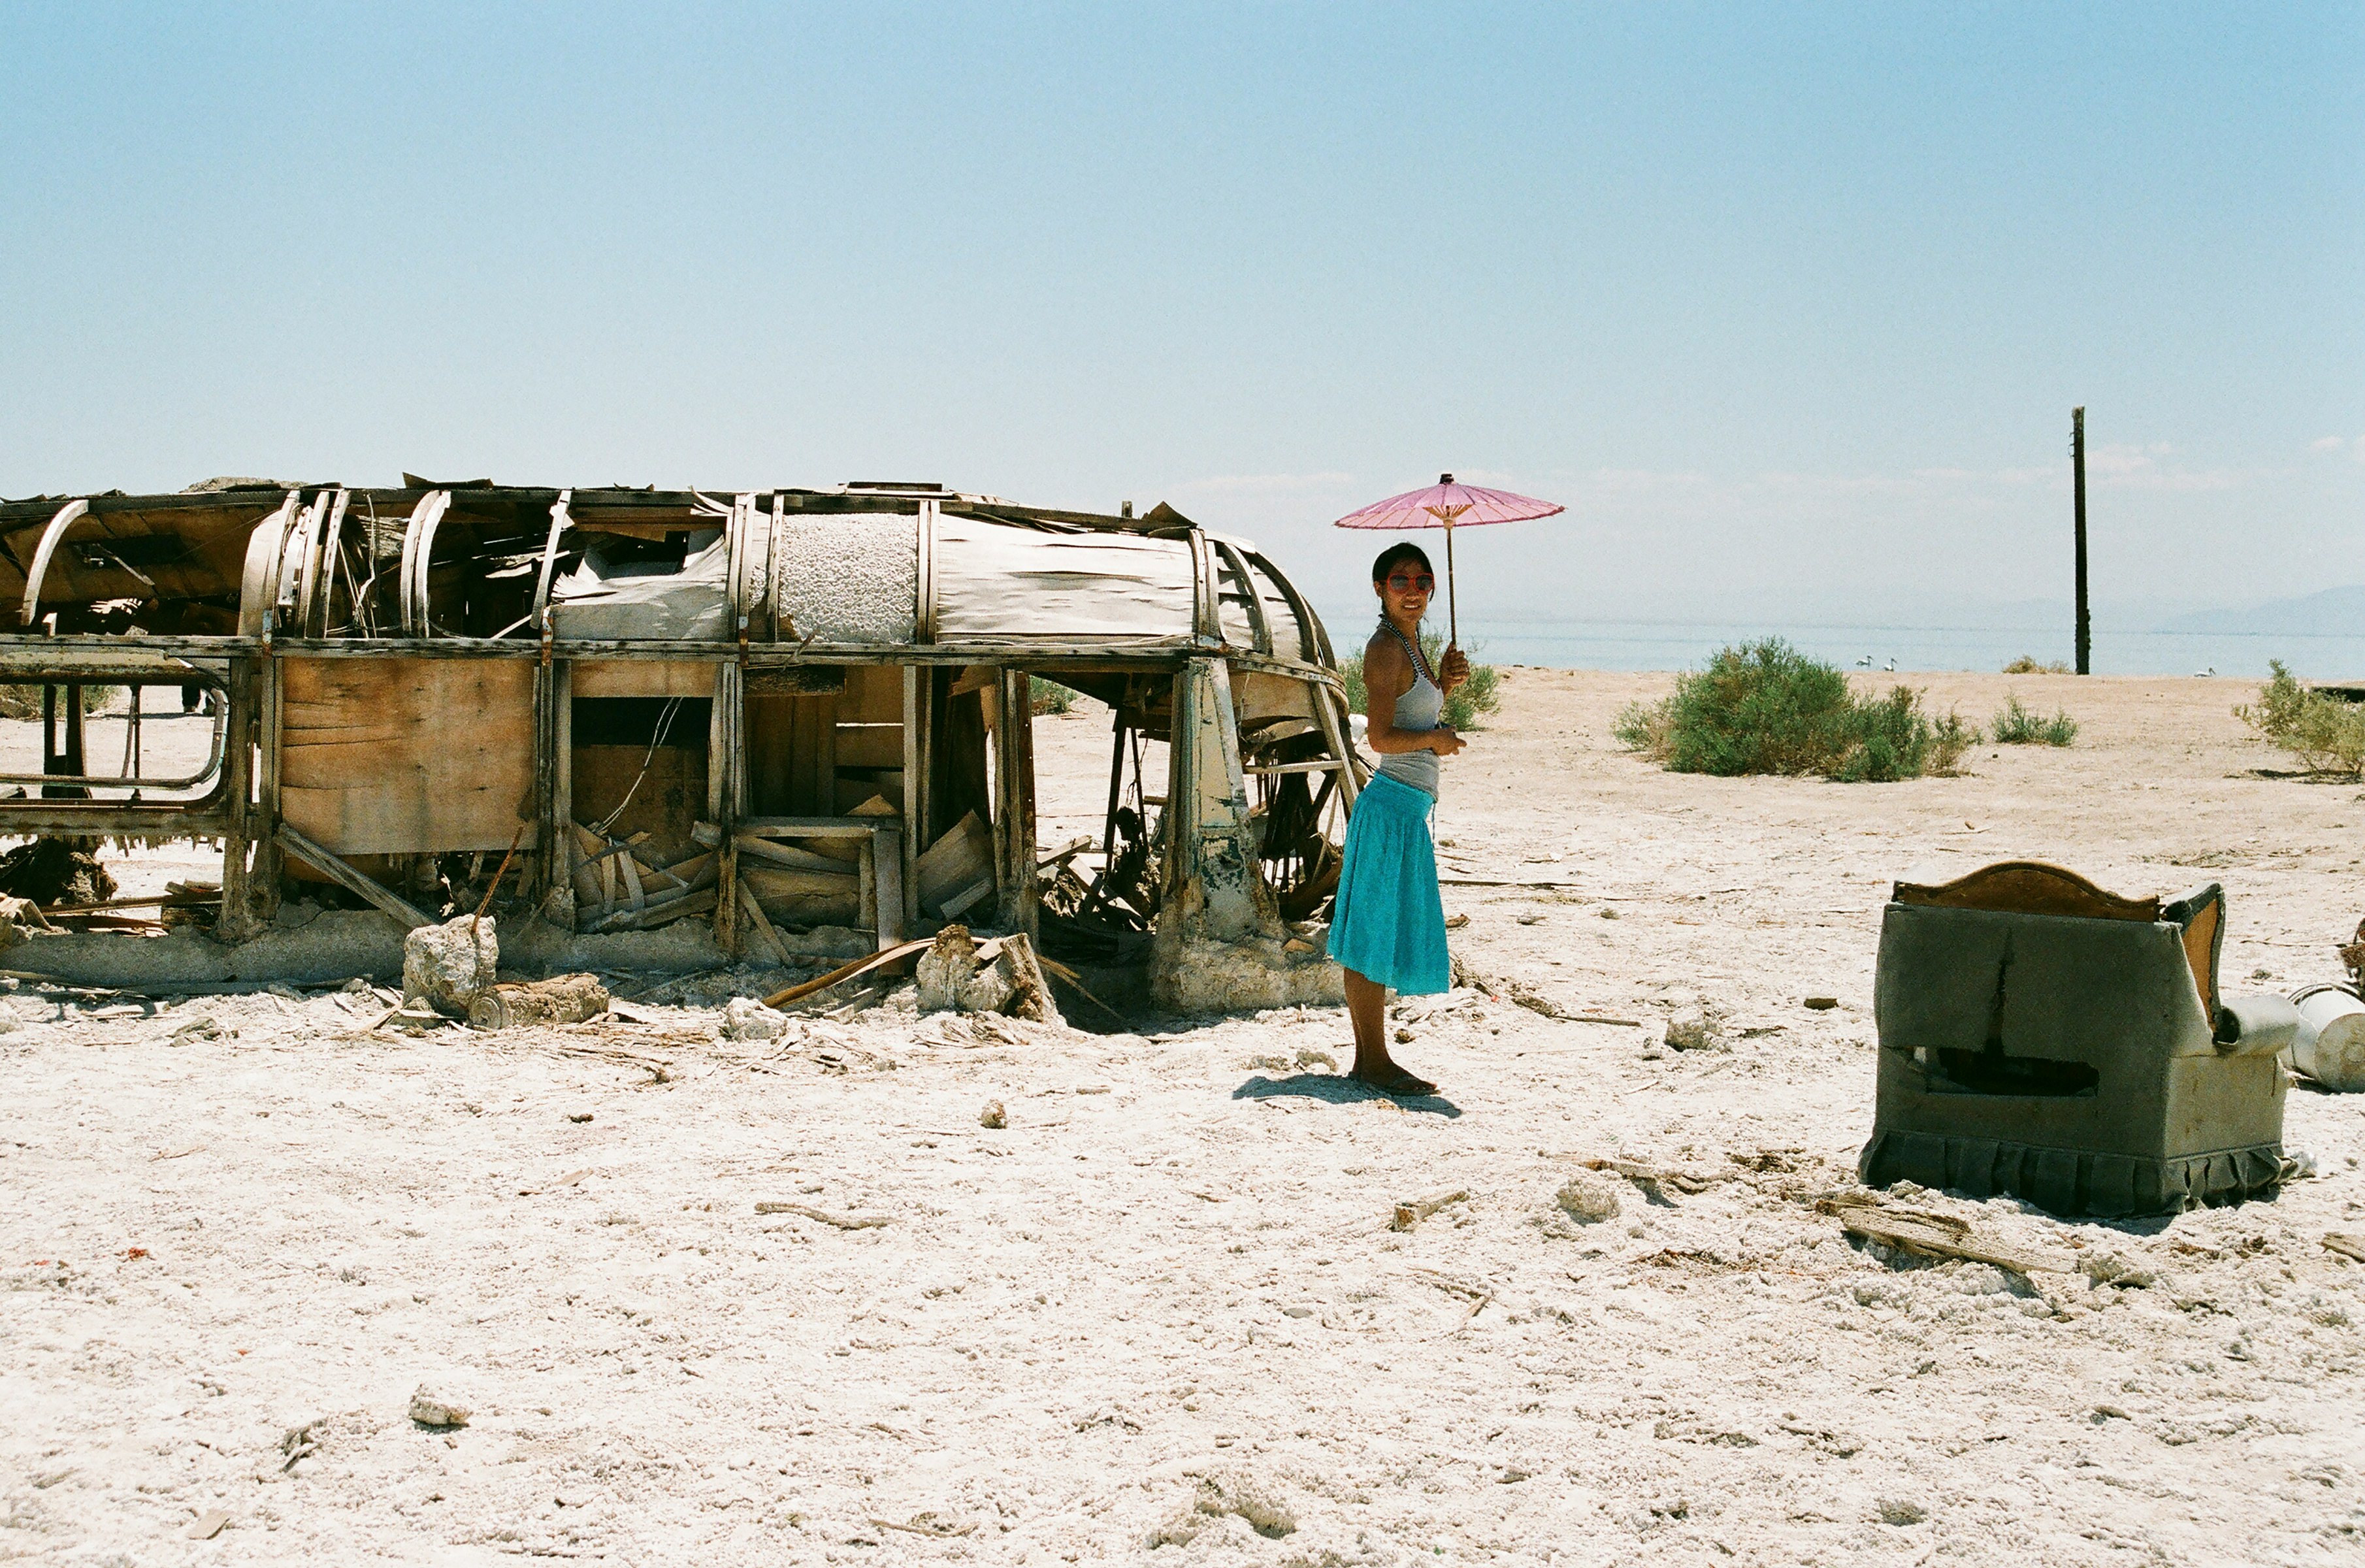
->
left=1371, top=541, right=1433, bottom=583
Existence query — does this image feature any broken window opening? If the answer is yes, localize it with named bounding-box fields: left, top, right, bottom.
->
left=0, top=678, right=227, bottom=804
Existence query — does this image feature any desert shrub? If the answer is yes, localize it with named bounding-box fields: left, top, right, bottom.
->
left=1338, top=632, right=1501, bottom=731
left=0, top=683, right=127, bottom=721
left=2001, top=655, right=2072, bottom=675
left=2236, top=661, right=2365, bottom=776
left=1929, top=710, right=1979, bottom=774
left=1029, top=676, right=1076, bottom=715
left=1990, top=693, right=2079, bottom=745
left=1614, top=637, right=1952, bottom=781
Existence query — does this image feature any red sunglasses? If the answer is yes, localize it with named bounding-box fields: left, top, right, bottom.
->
left=1384, top=572, right=1435, bottom=593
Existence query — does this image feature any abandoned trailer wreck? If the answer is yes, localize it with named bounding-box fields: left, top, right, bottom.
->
left=0, top=480, right=1363, bottom=1010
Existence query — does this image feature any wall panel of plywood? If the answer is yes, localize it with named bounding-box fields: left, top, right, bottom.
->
left=572, top=660, right=717, bottom=699
left=280, top=658, right=537, bottom=855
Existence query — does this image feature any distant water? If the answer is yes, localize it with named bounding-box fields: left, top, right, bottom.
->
left=1320, top=614, right=2365, bottom=681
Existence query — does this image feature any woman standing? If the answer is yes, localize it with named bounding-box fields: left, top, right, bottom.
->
left=1327, top=542, right=1468, bottom=1096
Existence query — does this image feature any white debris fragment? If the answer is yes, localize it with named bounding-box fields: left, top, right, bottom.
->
left=407, top=1386, right=470, bottom=1427
left=1556, top=1171, right=1623, bottom=1224
left=1664, top=1004, right=1725, bottom=1052
left=720, top=996, right=792, bottom=1041
left=2082, top=1249, right=2158, bottom=1290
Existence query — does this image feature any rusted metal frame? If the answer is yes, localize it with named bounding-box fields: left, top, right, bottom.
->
left=0, top=697, right=227, bottom=791
left=0, top=635, right=1337, bottom=683
left=16, top=498, right=91, bottom=627
left=1243, top=759, right=1346, bottom=777
left=1209, top=540, right=1274, bottom=657
left=396, top=490, right=453, bottom=636
left=274, top=821, right=432, bottom=930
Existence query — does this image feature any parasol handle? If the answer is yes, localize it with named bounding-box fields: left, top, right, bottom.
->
left=1443, top=517, right=1458, bottom=652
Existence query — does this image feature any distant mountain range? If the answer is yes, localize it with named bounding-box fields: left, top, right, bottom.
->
left=2153, top=586, right=2365, bottom=636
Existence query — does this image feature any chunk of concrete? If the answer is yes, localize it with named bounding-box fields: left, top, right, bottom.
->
left=467, top=973, right=610, bottom=1030
left=404, top=916, right=498, bottom=1018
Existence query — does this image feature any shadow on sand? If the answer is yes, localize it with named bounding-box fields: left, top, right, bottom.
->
left=1230, top=1073, right=1462, bottom=1118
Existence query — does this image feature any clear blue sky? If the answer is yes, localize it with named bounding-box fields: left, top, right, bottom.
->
left=3, top=3, right=2358, bottom=627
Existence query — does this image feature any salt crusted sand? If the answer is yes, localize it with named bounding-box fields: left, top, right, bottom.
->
left=4, top=672, right=2363, bottom=1565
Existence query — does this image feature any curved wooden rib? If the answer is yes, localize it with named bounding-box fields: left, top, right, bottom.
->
left=1249, top=549, right=1331, bottom=668
left=530, top=489, right=572, bottom=636
left=299, top=490, right=350, bottom=638
left=1211, top=540, right=1273, bottom=657
left=278, top=491, right=329, bottom=624
left=723, top=493, right=753, bottom=639
left=915, top=498, right=938, bottom=645
left=17, top=498, right=91, bottom=627
left=397, top=490, right=451, bottom=637
left=762, top=493, right=785, bottom=641
left=235, top=493, right=303, bottom=638
left=1892, top=860, right=2160, bottom=923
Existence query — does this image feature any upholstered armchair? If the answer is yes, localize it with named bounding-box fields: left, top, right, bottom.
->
left=1858, top=862, right=2301, bottom=1217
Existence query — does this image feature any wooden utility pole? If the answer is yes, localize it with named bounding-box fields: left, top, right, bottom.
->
left=2073, top=406, right=2090, bottom=675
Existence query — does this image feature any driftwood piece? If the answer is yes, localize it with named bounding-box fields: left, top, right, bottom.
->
left=762, top=938, right=930, bottom=1009
left=753, top=1201, right=892, bottom=1229
left=1390, top=1188, right=1471, bottom=1232
left=1816, top=1191, right=2074, bottom=1278
left=2323, top=1233, right=2365, bottom=1265
left=1582, top=1156, right=1733, bottom=1195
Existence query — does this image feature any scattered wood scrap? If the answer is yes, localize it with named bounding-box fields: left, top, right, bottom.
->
left=1582, top=1156, right=1735, bottom=1196
left=1816, top=1190, right=2074, bottom=1279
left=763, top=939, right=930, bottom=1009
left=2323, top=1233, right=2365, bottom=1265
left=1391, top=1188, right=1470, bottom=1232
left=754, top=1202, right=892, bottom=1230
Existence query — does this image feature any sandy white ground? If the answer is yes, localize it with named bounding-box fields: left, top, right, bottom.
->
left=4, top=671, right=2364, bottom=1566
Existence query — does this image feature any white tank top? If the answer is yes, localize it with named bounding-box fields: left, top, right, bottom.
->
left=1374, top=621, right=1443, bottom=799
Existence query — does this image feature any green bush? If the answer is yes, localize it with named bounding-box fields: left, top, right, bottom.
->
left=1990, top=693, right=2079, bottom=746
left=1339, top=631, right=1501, bottom=731
left=0, top=683, right=128, bottom=721
left=1613, top=637, right=1957, bottom=782
left=1930, top=709, right=1980, bottom=774
left=2236, top=661, right=2365, bottom=776
left=1028, top=676, right=1076, bottom=715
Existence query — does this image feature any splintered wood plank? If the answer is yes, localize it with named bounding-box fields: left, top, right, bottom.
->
left=279, top=658, right=536, bottom=855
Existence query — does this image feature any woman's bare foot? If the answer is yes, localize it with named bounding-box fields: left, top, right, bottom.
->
left=1352, top=1060, right=1438, bottom=1098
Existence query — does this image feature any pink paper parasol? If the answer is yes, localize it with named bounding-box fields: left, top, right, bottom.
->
left=1333, top=473, right=1563, bottom=646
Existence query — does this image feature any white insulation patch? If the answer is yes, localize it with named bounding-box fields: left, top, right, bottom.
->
left=770, top=511, right=916, bottom=644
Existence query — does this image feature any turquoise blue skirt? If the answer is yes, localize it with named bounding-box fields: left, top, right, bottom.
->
left=1326, top=772, right=1450, bottom=995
